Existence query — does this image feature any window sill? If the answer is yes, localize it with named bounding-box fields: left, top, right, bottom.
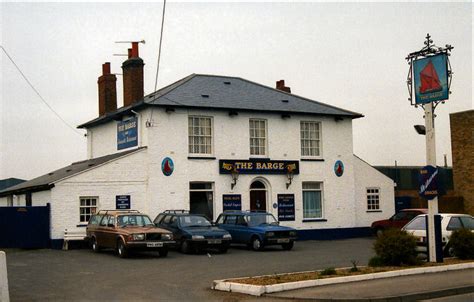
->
left=366, top=210, right=382, bottom=213
left=76, top=224, right=88, bottom=227
left=301, top=158, right=324, bottom=162
left=249, top=157, right=270, bottom=160
left=187, top=156, right=216, bottom=160
left=302, top=219, right=327, bottom=223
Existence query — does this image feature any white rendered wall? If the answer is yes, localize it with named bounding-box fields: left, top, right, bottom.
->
left=49, top=149, right=148, bottom=239
left=353, top=155, right=395, bottom=227
left=31, top=191, right=51, bottom=206
left=145, top=108, right=357, bottom=229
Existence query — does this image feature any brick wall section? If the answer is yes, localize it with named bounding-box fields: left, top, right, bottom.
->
left=122, top=58, right=144, bottom=107
left=450, top=110, right=474, bottom=215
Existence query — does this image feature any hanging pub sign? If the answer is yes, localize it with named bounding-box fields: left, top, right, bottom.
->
left=334, top=160, right=344, bottom=177
left=161, top=157, right=174, bottom=176
left=117, top=117, right=138, bottom=150
left=277, top=194, right=295, bottom=221
left=116, top=195, right=131, bottom=209
left=219, top=159, right=299, bottom=175
left=222, top=194, right=242, bottom=211
left=418, top=165, right=438, bottom=200
left=413, top=53, right=449, bottom=104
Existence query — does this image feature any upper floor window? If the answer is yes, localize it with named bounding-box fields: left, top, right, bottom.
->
left=249, top=119, right=267, bottom=156
left=188, top=116, right=213, bottom=155
left=300, top=121, right=321, bottom=157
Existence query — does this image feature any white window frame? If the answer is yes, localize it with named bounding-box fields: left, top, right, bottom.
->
left=302, top=182, right=324, bottom=220
left=79, top=196, right=98, bottom=223
left=300, top=121, right=322, bottom=158
left=188, top=116, right=213, bottom=156
left=366, top=188, right=380, bottom=211
left=249, top=119, right=267, bottom=157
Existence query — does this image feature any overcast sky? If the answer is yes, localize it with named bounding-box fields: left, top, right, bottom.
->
left=1, top=1, right=472, bottom=180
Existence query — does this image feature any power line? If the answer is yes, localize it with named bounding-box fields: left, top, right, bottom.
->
left=149, top=0, right=167, bottom=126
left=1, top=45, right=84, bottom=137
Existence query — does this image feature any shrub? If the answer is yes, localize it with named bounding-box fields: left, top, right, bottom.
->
left=319, top=267, right=336, bottom=276
left=368, top=256, right=384, bottom=267
left=350, top=260, right=359, bottom=272
left=373, top=228, right=418, bottom=266
left=449, top=229, right=474, bottom=259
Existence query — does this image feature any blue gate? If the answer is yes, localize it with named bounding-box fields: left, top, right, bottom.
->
left=0, top=204, right=50, bottom=248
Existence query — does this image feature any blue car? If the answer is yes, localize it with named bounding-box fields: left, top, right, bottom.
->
left=215, top=211, right=298, bottom=251
left=154, top=210, right=232, bottom=254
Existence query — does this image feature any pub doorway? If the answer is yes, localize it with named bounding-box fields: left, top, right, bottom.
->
left=250, top=180, right=267, bottom=211
left=189, top=182, right=214, bottom=220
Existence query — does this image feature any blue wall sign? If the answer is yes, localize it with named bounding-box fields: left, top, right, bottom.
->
left=413, top=53, right=449, bottom=104
left=161, top=157, right=174, bottom=176
left=277, top=194, right=295, bottom=221
left=117, top=117, right=138, bottom=150
left=419, top=165, right=438, bottom=200
left=116, top=195, right=131, bottom=209
left=334, top=160, right=344, bottom=177
left=223, top=194, right=241, bottom=211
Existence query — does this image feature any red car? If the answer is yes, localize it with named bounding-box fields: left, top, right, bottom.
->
left=371, top=208, right=428, bottom=236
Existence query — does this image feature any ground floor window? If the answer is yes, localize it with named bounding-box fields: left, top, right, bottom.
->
left=79, top=197, right=98, bottom=223
left=189, top=182, right=214, bottom=220
left=366, top=188, right=380, bottom=211
left=302, top=182, right=323, bottom=219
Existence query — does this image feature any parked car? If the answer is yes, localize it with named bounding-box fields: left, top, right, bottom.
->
left=86, top=210, right=175, bottom=258
left=154, top=210, right=232, bottom=254
left=215, top=211, right=298, bottom=251
left=402, top=213, right=474, bottom=256
left=371, top=208, right=428, bottom=236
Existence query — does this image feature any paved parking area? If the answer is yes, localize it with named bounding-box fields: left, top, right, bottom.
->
left=5, top=238, right=375, bottom=301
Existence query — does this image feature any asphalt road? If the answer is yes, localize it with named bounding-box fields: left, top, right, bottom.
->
left=4, top=238, right=375, bottom=301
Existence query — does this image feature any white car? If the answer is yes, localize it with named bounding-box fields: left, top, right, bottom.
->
left=402, top=213, right=473, bottom=256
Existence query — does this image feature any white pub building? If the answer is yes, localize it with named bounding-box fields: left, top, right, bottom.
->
left=1, top=44, right=394, bottom=247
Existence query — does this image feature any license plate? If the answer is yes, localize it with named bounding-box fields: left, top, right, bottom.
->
left=277, top=238, right=290, bottom=243
left=147, top=242, right=163, bottom=247
left=207, top=239, right=222, bottom=244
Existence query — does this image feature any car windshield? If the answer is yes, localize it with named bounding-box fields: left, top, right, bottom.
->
left=117, top=215, right=153, bottom=227
left=404, top=216, right=426, bottom=230
left=246, top=213, right=278, bottom=227
left=179, top=215, right=212, bottom=227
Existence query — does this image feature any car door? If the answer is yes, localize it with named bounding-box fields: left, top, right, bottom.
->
left=217, top=215, right=238, bottom=241
left=95, top=214, right=109, bottom=247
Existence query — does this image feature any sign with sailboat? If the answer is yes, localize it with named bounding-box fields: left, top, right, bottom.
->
left=413, top=53, right=449, bottom=104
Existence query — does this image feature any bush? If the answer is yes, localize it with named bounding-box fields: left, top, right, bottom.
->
left=319, top=267, right=336, bottom=276
left=449, top=229, right=474, bottom=259
left=368, top=256, right=384, bottom=267
left=373, top=228, right=418, bottom=266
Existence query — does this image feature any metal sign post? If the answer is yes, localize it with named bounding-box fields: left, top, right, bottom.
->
left=406, top=34, right=453, bottom=263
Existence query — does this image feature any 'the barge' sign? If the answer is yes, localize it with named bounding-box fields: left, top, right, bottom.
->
left=219, top=159, right=299, bottom=174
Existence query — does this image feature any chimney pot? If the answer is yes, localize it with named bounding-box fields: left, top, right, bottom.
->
left=131, top=42, right=139, bottom=57
left=102, top=62, right=111, bottom=75
left=127, top=48, right=132, bottom=59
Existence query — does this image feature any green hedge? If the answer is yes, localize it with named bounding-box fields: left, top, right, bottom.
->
left=372, top=229, right=418, bottom=266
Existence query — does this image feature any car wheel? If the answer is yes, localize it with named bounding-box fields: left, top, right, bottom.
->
left=180, top=240, right=191, bottom=254
left=158, top=248, right=168, bottom=258
left=282, top=241, right=294, bottom=251
left=251, top=236, right=264, bottom=251
left=91, top=237, right=100, bottom=253
left=376, top=228, right=384, bottom=237
left=444, top=243, right=455, bottom=257
left=117, top=239, right=128, bottom=258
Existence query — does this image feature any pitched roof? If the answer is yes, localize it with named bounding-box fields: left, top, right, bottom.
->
left=0, top=147, right=146, bottom=197
left=78, top=74, right=363, bottom=129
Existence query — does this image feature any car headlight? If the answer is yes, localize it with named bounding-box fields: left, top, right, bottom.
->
left=266, top=232, right=275, bottom=237
left=192, top=235, right=204, bottom=240
left=162, top=234, right=173, bottom=240
left=289, top=231, right=297, bottom=237
left=223, top=234, right=232, bottom=239
left=132, top=234, right=145, bottom=241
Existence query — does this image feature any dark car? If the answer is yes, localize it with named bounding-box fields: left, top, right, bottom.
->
left=215, top=211, right=298, bottom=251
left=154, top=210, right=232, bottom=254
left=371, top=208, right=428, bottom=236
left=86, top=210, right=175, bottom=258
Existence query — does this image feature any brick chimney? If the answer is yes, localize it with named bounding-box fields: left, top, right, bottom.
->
left=276, top=80, right=291, bottom=93
left=122, top=42, right=144, bottom=107
left=98, top=62, right=117, bottom=116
